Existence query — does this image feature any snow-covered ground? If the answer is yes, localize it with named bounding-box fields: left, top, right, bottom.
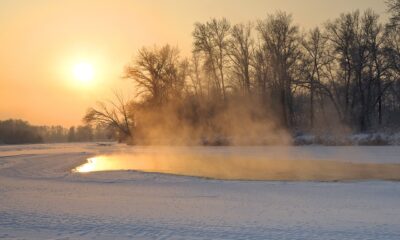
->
left=1, top=143, right=400, bottom=239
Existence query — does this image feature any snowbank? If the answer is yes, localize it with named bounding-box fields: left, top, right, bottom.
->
left=294, top=132, right=400, bottom=146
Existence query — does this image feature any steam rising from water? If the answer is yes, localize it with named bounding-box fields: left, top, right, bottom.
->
left=74, top=147, right=400, bottom=181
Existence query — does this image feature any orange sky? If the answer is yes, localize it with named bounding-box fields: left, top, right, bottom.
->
left=0, top=0, right=387, bottom=126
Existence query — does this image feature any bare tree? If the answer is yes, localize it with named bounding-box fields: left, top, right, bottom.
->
left=385, top=0, right=400, bottom=74
left=387, top=0, right=400, bottom=29
left=84, top=92, right=134, bottom=142
left=124, top=45, right=186, bottom=105
left=228, top=23, right=254, bottom=95
left=257, top=12, right=301, bottom=128
left=383, top=18, right=400, bottom=124
left=300, top=27, right=341, bottom=127
left=253, top=42, right=270, bottom=101
left=187, top=53, right=205, bottom=97
left=362, top=10, right=391, bottom=126
left=193, top=18, right=231, bottom=99
left=325, top=10, right=394, bottom=130
left=325, top=11, right=360, bottom=125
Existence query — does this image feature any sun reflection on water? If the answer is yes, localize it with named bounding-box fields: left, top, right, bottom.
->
left=73, top=155, right=156, bottom=173
left=74, top=157, right=98, bottom=173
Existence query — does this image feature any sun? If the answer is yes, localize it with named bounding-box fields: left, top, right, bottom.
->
left=73, top=62, right=94, bottom=83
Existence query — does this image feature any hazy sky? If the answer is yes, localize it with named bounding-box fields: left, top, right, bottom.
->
left=0, top=0, right=388, bottom=126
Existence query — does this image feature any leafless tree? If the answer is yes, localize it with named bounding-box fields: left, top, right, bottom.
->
left=387, top=0, right=400, bottom=29
left=83, top=92, right=134, bottom=142
left=253, top=43, right=269, bottom=101
left=300, top=27, right=342, bottom=127
left=228, top=22, right=254, bottom=95
left=325, top=11, right=360, bottom=125
left=187, top=53, right=205, bottom=97
left=325, top=10, right=394, bottom=130
left=257, top=12, right=301, bottom=127
left=193, top=18, right=231, bottom=99
left=124, top=45, right=187, bottom=105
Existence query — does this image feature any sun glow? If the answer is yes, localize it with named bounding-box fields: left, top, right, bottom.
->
left=73, top=62, right=94, bottom=84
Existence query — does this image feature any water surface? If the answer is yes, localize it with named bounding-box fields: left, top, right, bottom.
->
left=74, top=146, right=400, bottom=181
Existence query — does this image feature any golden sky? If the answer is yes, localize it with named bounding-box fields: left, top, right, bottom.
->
left=0, top=0, right=387, bottom=126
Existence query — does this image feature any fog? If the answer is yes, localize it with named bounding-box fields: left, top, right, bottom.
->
left=128, top=96, right=293, bottom=145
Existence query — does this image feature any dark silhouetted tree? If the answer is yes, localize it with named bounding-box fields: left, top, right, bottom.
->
left=124, top=45, right=187, bottom=105
left=193, top=18, right=231, bottom=99
left=84, top=92, right=134, bottom=142
left=228, top=23, right=254, bottom=95
left=257, top=12, right=301, bottom=128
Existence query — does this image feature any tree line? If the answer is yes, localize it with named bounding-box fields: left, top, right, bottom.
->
left=85, top=1, right=400, bottom=145
left=0, top=119, right=112, bottom=144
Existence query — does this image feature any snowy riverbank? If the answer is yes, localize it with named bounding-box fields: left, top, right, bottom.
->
left=1, top=143, right=400, bottom=239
